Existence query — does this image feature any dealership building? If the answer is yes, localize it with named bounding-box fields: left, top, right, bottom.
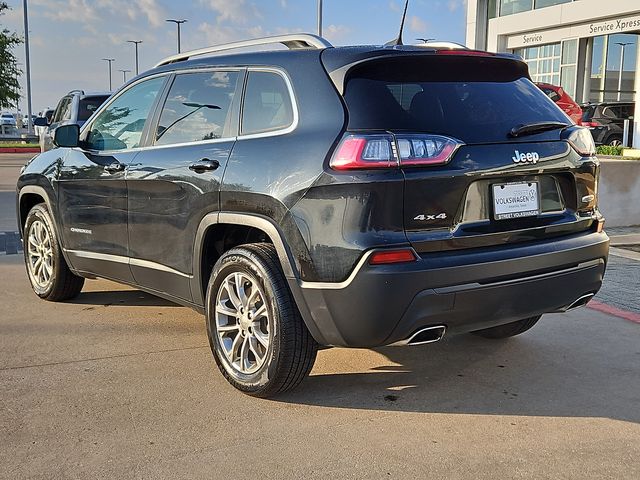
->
left=465, top=0, right=640, bottom=147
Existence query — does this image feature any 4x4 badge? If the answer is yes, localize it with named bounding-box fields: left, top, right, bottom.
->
left=414, top=213, right=447, bottom=221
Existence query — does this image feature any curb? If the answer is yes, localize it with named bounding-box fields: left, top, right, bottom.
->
left=0, top=148, right=39, bottom=154
left=588, top=300, right=640, bottom=325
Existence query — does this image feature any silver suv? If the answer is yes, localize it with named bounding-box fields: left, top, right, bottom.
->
left=35, top=90, right=110, bottom=152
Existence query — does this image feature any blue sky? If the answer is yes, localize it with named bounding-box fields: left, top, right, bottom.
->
left=2, top=0, right=467, bottom=113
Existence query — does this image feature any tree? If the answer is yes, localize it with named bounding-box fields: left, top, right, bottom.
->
left=0, top=2, right=22, bottom=110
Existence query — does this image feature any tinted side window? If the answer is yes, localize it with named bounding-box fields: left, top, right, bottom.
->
left=621, top=105, right=635, bottom=118
left=155, top=71, right=239, bottom=146
left=61, top=98, right=73, bottom=121
left=241, top=71, right=294, bottom=135
left=52, top=97, right=71, bottom=124
left=85, top=76, right=165, bottom=151
left=78, top=96, right=109, bottom=122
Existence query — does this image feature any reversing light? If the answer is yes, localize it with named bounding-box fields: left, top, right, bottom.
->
left=330, top=133, right=462, bottom=171
left=395, top=134, right=461, bottom=166
left=369, top=249, right=417, bottom=265
left=567, top=127, right=596, bottom=156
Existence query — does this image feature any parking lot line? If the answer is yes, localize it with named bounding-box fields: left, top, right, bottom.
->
left=588, top=299, right=640, bottom=325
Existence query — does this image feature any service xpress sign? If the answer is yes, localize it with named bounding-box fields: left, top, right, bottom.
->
left=507, top=13, right=640, bottom=49
left=588, top=15, right=640, bottom=35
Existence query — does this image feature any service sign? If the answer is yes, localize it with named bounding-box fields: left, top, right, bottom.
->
left=506, top=13, right=640, bottom=49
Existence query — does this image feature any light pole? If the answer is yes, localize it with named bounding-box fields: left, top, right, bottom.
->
left=317, top=0, right=322, bottom=37
left=102, top=58, right=115, bottom=91
left=127, top=40, right=142, bottom=76
left=615, top=42, right=632, bottom=101
left=166, top=19, right=187, bottom=53
left=119, top=69, right=131, bottom=84
left=22, top=0, right=33, bottom=134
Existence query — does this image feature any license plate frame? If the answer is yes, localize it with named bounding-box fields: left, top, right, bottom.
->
left=492, top=181, right=540, bottom=220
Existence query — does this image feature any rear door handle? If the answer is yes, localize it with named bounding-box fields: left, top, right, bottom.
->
left=104, top=162, right=125, bottom=174
left=189, top=158, right=220, bottom=173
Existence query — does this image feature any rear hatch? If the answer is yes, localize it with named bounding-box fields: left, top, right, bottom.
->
left=331, top=52, right=599, bottom=253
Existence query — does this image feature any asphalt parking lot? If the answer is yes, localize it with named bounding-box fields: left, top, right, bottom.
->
left=1, top=153, right=639, bottom=479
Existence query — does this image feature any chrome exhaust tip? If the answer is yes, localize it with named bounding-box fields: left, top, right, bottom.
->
left=391, top=325, right=446, bottom=346
left=560, top=292, right=596, bottom=312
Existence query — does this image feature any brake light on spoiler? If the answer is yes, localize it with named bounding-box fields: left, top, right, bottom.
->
left=330, top=133, right=463, bottom=171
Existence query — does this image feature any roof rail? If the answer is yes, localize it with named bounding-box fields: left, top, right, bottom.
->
left=67, top=89, right=85, bottom=95
left=155, top=33, right=333, bottom=68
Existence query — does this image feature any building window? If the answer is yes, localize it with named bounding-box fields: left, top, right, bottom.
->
left=534, top=0, right=571, bottom=8
left=514, top=43, right=561, bottom=86
left=499, top=0, right=533, bottom=16
left=589, top=33, right=638, bottom=102
left=560, top=39, right=578, bottom=99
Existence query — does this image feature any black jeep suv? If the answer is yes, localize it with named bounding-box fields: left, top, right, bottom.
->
left=17, top=34, right=609, bottom=397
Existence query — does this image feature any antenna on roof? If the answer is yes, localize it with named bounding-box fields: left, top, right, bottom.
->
left=385, top=0, right=409, bottom=46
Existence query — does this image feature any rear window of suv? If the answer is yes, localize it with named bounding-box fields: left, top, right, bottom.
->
left=343, top=55, right=568, bottom=144
left=78, top=96, right=109, bottom=122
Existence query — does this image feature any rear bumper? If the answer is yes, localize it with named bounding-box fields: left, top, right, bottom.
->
left=291, top=231, right=609, bottom=347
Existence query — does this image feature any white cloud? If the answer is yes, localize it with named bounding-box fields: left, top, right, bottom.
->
left=409, top=15, right=427, bottom=34
left=199, top=0, right=260, bottom=25
left=323, top=24, right=350, bottom=44
left=30, top=0, right=166, bottom=28
left=447, top=0, right=464, bottom=12
left=136, top=0, right=166, bottom=27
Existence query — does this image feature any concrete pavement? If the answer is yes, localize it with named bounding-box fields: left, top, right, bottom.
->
left=1, top=254, right=639, bottom=479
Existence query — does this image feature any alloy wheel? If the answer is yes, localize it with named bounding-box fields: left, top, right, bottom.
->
left=26, top=220, right=54, bottom=288
left=215, top=271, right=271, bottom=375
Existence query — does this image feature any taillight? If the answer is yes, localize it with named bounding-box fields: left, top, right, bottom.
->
left=369, top=248, right=417, bottom=265
left=567, top=127, right=596, bottom=156
left=580, top=121, right=599, bottom=128
left=329, top=134, right=396, bottom=170
left=329, top=133, right=462, bottom=171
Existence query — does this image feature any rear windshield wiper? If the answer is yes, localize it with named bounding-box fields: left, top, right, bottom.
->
left=509, top=121, right=569, bottom=138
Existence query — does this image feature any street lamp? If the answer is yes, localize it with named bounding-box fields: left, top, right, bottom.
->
left=166, top=19, right=187, bottom=53
left=119, top=69, right=131, bottom=84
left=102, top=58, right=115, bottom=91
left=127, top=40, right=142, bottom=76
left=615, top=42, right=632, bottom=101
left=22, top=0, right=33, bottom=134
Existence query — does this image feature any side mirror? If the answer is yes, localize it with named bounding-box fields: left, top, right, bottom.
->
left=33, top=117, right=49, bottom=127
left=54, top=124, right=80, bottom=148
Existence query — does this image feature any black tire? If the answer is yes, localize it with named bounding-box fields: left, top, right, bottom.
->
left=23, top=203, right=84, bottom=301
left=472, top=315, right=542, bottom=339
left=205, top=243, right=318, bottom=397
left=606, top=136, right=622, bottom=147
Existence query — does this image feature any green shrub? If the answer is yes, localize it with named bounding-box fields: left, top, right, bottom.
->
left=596, top=145, right=624, bottom=156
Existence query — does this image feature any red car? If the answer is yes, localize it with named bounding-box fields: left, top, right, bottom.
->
left=535, top=82, right=582, bottom=124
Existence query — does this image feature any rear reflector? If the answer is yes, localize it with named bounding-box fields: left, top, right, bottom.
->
left=369, top=249, right=417, bottom=265
left=330, top=133, right=462, bottom=171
